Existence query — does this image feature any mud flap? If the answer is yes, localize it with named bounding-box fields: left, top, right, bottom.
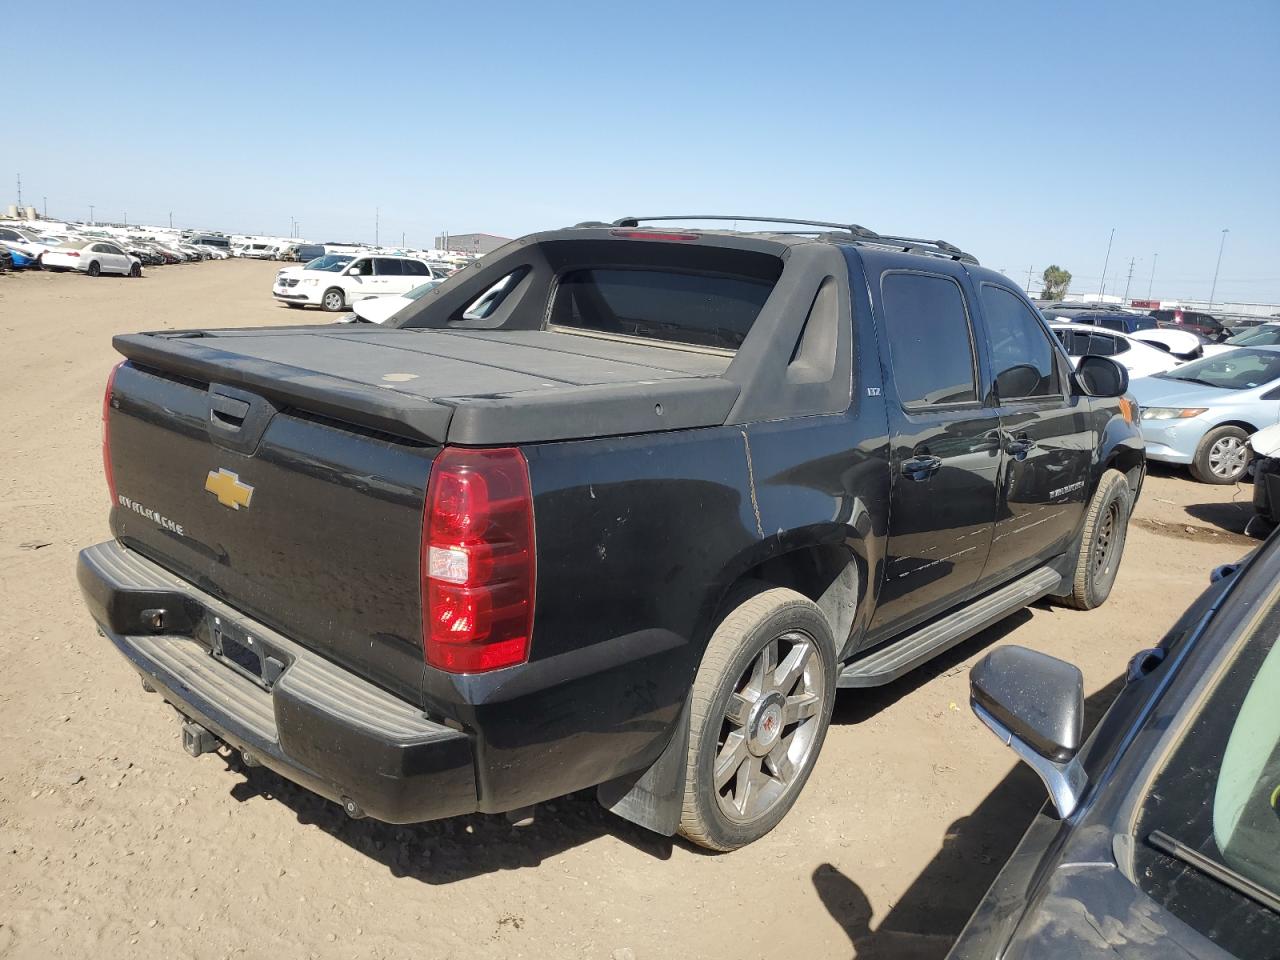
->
left=596, top=700, right=690, bottom=836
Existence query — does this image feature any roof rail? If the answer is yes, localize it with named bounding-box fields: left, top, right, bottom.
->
left=610, top=215, right=978, bottom=264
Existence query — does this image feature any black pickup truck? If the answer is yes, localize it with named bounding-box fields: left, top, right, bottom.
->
left=78, top=216, right=1144, bottom=851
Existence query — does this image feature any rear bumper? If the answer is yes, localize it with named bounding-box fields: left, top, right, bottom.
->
left=77, top=541, right=477, bottom=824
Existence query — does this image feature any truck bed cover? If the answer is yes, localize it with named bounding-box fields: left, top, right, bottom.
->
left=114, top=325, right=738, bottom=445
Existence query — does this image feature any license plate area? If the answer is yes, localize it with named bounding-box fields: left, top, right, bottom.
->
left=210, top=617, right=288, bottom=690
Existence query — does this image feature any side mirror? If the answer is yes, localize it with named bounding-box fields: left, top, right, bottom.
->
left=970, top=645, right=1088, bottom=818
left=1074, top=355, right=1129, bottom=397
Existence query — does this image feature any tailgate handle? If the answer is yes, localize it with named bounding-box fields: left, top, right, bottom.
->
left=210, top=394, right=251, bottom=429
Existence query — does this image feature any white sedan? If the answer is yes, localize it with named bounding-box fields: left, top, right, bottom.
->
left=347, top=280, right=442, bottom=323
left=43, top=239, right=142, bottom=277
left=1049, top=321, right=1183, bottom=379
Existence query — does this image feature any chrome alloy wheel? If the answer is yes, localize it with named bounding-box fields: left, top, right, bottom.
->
left=714, top=631, right=826, bottom=822
left=1208, top=435, right=1248, bottom=481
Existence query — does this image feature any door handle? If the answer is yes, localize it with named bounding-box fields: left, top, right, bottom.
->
left=901, top=455, right=942, bottom=481
left=1007, top=435, right=1037, bottom=460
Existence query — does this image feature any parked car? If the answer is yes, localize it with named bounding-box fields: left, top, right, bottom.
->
left=949, top=538, right=1280, bottom=960
left=280, top=243, right=326, bottom=262
left=1202, top=322, right=1280, bottom=358
left=0, top=225, right=63, bottom=265
left=81, top=217, right=1142, bottom=852
left=1048, top=305, right=1160, bottom=336
left=1128, top=326, right=1207, bottom=361
left=239, top=242, right=279, bottom=260
left=1150, top=307, right=1228, bottom=341
left=1246, top=422, right=1280, bottom=537
left=347, top=279, right=442, bottom=323
left=273, top=253, right=441, bottom=311
left=43, top=239, right=141, bottom=277
left=1050, top=321, right=1182, bottom=379
left=1130, top=346, right=1280, bottom=483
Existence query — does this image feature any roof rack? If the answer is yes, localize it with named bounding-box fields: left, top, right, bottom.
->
left=609, top=215, right=978, bottom=264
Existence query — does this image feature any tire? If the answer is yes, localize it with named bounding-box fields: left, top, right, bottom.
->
left=321, top=287, right=346, bottom=312
left=678, top=583, right=837, bottom=851
left=1055, top=468, right=1131, bottom=610
left=87, top=261, right=101, bottom=277
left=1190, top=425, right=1250, bottom=484
left=129, top=263, right=141, bottom=278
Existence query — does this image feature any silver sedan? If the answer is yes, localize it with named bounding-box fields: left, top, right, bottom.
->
left=1130, top=346, right=1280, bottom=484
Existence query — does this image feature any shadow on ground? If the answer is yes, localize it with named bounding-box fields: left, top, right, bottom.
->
left=213, top=603, right=1087, bottom=888
left=814, top=675, right=1126, bottom=959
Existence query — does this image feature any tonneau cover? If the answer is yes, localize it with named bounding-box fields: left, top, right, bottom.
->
left=114, top=326, right=738, bottom=445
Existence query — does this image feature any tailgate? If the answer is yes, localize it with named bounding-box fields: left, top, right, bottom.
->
left=106, top=362, right=434, bottom=705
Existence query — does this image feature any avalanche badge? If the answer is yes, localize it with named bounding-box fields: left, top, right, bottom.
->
left=205, top=468, right=254, bottom=510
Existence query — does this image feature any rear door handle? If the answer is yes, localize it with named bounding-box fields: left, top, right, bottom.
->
left=901, top=455, right=942, bottom=481
left=1007, top=435, right=1037, bottom=460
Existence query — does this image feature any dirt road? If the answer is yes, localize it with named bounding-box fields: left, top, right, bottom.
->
left=0, top=260, right=1258, bottom=959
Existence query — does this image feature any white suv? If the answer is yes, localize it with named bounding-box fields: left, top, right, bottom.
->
left=273, top=254, right=443, bottom=312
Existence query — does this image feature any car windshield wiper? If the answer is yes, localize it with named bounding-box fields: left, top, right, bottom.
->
left=1148, top=830, right=1280, bottom=914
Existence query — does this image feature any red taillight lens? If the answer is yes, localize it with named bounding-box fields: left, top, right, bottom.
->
left=103, top=361, right=123, bottom=503
left=422, top=447, right=535, bottom=673
left=67, top=251, right=80, bottom=258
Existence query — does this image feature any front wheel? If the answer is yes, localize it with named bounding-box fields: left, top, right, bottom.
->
left=1191, top=425, right=1250, bottom=484
left=87, top=260, right=101, bottom=277
left=1055, top=468, right=1131, bottom=610
left=321, top=288, right=345, bottom=312
left=678, top=584, right=837, bottom=851
left=129, top=263, right=141, bottom=278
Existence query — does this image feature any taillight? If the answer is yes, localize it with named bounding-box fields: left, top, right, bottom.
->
left=67, top=251, right=81, bottom=258
left=103, top=361, right=123, bottom=503
left=422, top=447, right=535, bottom=673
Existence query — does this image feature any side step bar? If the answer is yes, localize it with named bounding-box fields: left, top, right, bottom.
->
left=838, top=566, right=1064, bottom=688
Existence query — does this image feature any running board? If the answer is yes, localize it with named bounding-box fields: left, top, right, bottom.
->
left=838, top=566, right=1064, bottom=688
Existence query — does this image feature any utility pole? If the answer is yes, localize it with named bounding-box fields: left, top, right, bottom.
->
left=1098, top=227, right=1115, bottom=301
left=1123, top=257, right=1136, bottom=303
left=375, top=207, right=380, bottom=246
left=401, top=231, right=405, bottom=248
left=1148, top=253, right=1158, bottom=300
left=42, top=196, right=47, bottom=218
left=15, top=173, right=21, bottom=207
left=124, top=210, right=127, bottom=226
left=1025, top=265, right=1034, bottom=294
left=1208, top=229, right=1229, bottom=310
left=169, top=211, right=173, bottom=229
left=89, top=204, right=94, bottom=226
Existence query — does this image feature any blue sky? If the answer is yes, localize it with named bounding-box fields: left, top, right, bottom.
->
left=7, top=0, right=1278, bottom=302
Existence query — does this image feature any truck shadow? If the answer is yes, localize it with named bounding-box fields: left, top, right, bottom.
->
left=225, top=764, right=674, bottom=883
left=813, top=675, right=1125, bottom=958
left=221, top=607, right=1075, bottom=885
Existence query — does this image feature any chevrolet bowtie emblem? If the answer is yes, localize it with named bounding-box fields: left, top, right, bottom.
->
left=204, top=468, right=254, bottom=510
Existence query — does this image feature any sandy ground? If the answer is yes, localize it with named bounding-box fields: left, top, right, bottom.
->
left=0, top=260, right=1259, bottom=959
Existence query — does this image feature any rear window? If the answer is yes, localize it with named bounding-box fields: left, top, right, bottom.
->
left=549, top=267, right=778, bottom=351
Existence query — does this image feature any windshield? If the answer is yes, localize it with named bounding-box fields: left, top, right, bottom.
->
left=404, top=281, right=441, bottom=301
left=304, top=255, right=353, bottom=272
left=1156, top=348, right=1280, bottom=390
left=1226, top=325, right=1280, bottom=346
left=1134, top=595, right=1280, bottom=948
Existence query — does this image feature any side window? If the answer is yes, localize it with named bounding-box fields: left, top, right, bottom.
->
left=402, top=260, right=430, bottom=276
left=0, top=229, right=16, bottom=241
left=1087, top=333, right=1117, bottom=356
left=880, top=272, right=977, bottom=406
left=374, top=258, right=403, bottom=276
left=1112, top=337, right=1131, bottom=355
left=350, top=259, right=373, bottom=276
left=979, top=284, right=1060, bottom=400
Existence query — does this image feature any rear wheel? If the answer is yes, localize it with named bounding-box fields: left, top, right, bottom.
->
left=87, top=260, right=101, bottom=277
left=678, top=584, right=837, bottom=851
left=322, top=288, right=345, bottom=312
left=1190, top=426, right=1250, bottom=484
left=1055, top=468, right=1131, bottom=610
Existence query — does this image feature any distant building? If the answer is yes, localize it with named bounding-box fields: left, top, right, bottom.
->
left=434, top=232, right=511, bottom=256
